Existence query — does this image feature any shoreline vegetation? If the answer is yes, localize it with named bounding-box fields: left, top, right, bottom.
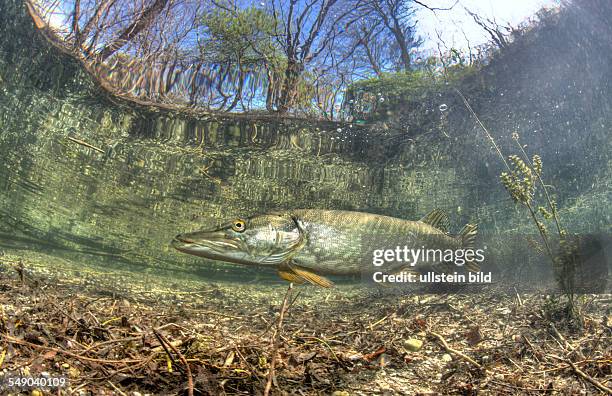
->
left=1, top=252, right=611, bottom=395
left=24, top=0, right=316, bottom=124
left=23, top=0, right=550, bottom=122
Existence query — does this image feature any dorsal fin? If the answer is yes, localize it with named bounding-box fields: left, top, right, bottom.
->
left=419, top=209, right=450, bottom=233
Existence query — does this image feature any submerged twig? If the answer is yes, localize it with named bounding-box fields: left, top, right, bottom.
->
left=428, top=331, right=486, bottom=372
left=107, top=380, right=128, bottom=396
left=568, top=359, right=612, bottom=394
left=154, top=329, right=194, bottom=396
left=549, top=355, right=612, bottom=394
left=153, top=331, right=179, bottom=370
left=264, top=283, right=293, bottom=396
left=3, top=335, right=149, bottom=364
left=67, top=136, right=105, bottom=153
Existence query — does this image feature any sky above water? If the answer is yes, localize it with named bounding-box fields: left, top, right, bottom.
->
left=45, top=0, right=559, bottom=55
left=416, top=0, right=559, bottom=52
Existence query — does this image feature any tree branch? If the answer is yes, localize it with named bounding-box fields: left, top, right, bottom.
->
left=98, top=0, right=170, bottom=61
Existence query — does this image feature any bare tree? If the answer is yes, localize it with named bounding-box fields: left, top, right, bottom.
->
left=346, top=20, right=387, bottom=77
left=267, top=0, right=367, bottom=112
left=98, top=0, right=170, bottom=60
left=70, top=0, right=116, bottom=52
left=29, top=0, right=426, bottom=117
left=363, top=0, right=424, bottom=72
left=464, top=7, right=511, bottom=50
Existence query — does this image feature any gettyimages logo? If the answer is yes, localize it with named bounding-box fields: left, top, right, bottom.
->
left=369, top=246, right=490, bottom=284
left=372, top=246, right=485, bottom=267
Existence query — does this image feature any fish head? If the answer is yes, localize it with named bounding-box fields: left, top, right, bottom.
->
left=172, top=213, right=305, bottom=266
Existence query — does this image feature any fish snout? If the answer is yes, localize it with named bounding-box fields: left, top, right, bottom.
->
left=172, top=230, right=242, bottom=251
left=171, top=228, right=247, bottom=262
left=174, top=233, right=195, bottom=244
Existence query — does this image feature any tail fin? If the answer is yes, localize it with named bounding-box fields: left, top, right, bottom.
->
left=459, top=224, right=480, bottom=272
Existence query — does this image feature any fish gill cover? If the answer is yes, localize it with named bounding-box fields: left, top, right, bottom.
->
left=0, top=0, right=610, bottom=394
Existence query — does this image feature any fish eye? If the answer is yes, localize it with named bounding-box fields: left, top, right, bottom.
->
left=231, top=219, right=246, bottom=232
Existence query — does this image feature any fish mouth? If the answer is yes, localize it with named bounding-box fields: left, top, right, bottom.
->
left=172, top=230, right=245, bottom=257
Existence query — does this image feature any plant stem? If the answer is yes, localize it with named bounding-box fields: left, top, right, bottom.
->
left=455, top=88, right=512, bottom=172
left=525, top=200, right=554, bottom=261
left=457, top=88, right=554, bottom=261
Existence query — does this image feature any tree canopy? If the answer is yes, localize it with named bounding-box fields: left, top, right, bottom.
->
left=31, top=0, right=482, bottom=118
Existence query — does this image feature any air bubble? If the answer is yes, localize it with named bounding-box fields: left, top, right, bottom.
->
left=439, top=103, right=448, bottom=112
left=378, top=97, right=385, bottom=103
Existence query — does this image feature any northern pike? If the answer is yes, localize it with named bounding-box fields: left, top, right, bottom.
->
left=172, top=209, right=479, bottom=287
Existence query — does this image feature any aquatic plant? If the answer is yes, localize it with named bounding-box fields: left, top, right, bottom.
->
left=457, top=89, right=581, bottom=325
left=502, top=134, right=583, bottom=322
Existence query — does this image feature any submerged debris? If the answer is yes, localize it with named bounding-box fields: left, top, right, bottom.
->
left=404, top=339, right=424, bottom=352
left=0, top=253, right=610, bottom=395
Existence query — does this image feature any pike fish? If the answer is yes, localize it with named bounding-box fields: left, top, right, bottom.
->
left=172, top=209, right=479, bottom=288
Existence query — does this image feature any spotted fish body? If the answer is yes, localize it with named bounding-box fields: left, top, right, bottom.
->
left=172, top=209, right=478, bottom=287
left=289, top=209, right=465, bottom=275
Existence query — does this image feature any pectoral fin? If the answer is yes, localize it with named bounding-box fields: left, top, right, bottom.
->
left=278, top=268, right=306, bottom=284
left=280, top=262, right=334, bottom=288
